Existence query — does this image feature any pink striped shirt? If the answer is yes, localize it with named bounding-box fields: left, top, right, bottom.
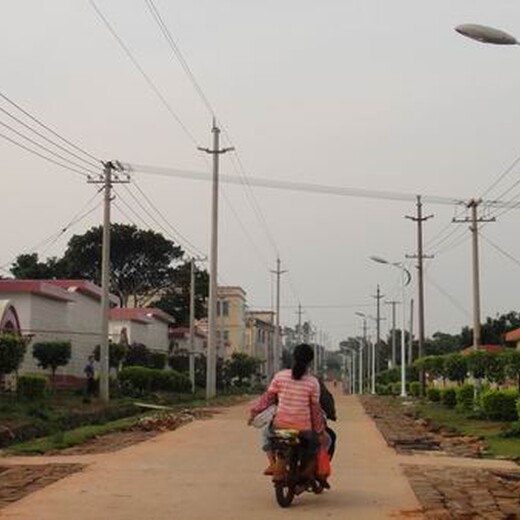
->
left=268, top=369, right=320, bottom=431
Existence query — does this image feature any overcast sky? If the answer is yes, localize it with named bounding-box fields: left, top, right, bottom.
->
left=3, top=1, right=520, bottom=347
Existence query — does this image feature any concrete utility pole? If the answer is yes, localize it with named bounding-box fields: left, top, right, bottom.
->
left=270, top=258, right=287, bottom=377
left=198, top=121, right=234, bottom=399
left=408, top=298, right=414, bottom=365
left=385, top=300, right=400, bottom=368
left=372, top=285, right=384, bottom=374
left=87, top=161, right=129, bottom=402
left=296, top=303, right=303, bottom=343
left=189, top=256, right=206, bottom=392
left=406, top=195, right=433, bottom=395
left=453, top=199, right=495, bottom=351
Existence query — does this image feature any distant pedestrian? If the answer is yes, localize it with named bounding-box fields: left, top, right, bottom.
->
left=84, top=354, right=97, bottom=400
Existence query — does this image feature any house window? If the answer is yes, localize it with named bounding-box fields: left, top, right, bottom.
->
left=217, top=301, right=221, bottom=316
left=223, top=330, right=229, bottom=342
left=222, top=301, right=229, bottom=316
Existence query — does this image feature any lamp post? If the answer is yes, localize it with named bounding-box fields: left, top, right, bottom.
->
left=355, top=312, right=373, bottom=394
left=370, top=256, right=411, bottom=397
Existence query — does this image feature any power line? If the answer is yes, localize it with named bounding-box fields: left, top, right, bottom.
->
left=424, top=271, right=470, bottom=318
left=479, top=231, right=520, bottom=270
left=0, top=91, right=101, bottom=165
left=143, top=0, right=215, bottom=117
left=124, top=163, right=467, bottom=205
left=0, top=117, right=98, bottom=176
left=124, top=181, right=205, bottom=257
left=88, top=0, right=200, bottom=147
left=0, top=131, right=90, bottom=178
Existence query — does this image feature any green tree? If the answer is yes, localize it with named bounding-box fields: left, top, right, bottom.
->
left=154, top=261, right=209, bottom=325
left=443, top=353, right=467, bottom=384
left=424, top=332, right=461, bottom=356
left=60, top=224, right=183, bottom=306
left=503, top=350, right=520, bottom=392
left=32, top=341, right=71, bottom=390
left=124, top=343, right=151, bottom=367
left=225, top=352, right=260, bottom=387
left=0, top=334, right=26, bottom=386
left=466, top=350, right=489, bottom=380
left=10, top=253, right=66, bottom=279
left=94, top=342, right=127, bottom=371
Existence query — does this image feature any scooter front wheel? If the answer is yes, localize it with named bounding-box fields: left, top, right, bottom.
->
left=274, top=483, right=295, bottom=508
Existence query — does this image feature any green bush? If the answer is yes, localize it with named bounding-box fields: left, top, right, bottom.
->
left=441, top=388, right=457, bottom=408
left=409, top=381, right=421, bottom=397
left=119, top=366, right=191, bottom=395
left=456, top=384, right=475, bottom=411
left=376, top=384, right=391, bottom=395
left=17, top=374, right=48, bottom=400
left=517, top=397, right=520, bottom=420
left=148, top=351, right=167, bottom=370
left=427, top=387, right=441, bottom=402
left=0, top=334, right=27, bottom=380
left=32, top=341, right=71, bottom=389
left=390, top=382, right=410, bottom=396
left=481, top=389, right=519, bottom=421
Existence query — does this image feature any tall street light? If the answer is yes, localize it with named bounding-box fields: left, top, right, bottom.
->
left=355, top=311, right=374, bottom=394
left=370, top=256, right=411, bottom=397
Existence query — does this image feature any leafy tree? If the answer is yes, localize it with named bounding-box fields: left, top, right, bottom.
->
left=0, top=334, right=26, bottom=386
left=443, top=353, right=467, bottom=384
left=225, top=352, right=260, bottom=386
left=32, top=341, right=71, bottom=390
left=466, top=350, right=489, bottom=380
left=503, top=350, right=520, bottom=392
left=60, top=224, right=183, bottom=306
left=415, top=355, right=445, bottom=380
left=94, top=342, right=127, bottom=370
left=424, top=332, right=461, bottom=356
left=10, top=253, right=66, bottom=279
left=154, top=261, right=209, bottom=325
left=485, top=353, right=506, bottom=385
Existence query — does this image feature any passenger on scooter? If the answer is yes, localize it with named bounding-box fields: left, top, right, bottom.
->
left=249, top=344, right=325, bottom=481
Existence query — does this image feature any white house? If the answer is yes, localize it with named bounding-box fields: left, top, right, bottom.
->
left=169, top=326, right=207, bottom=355
left=109, top=307, right=174, bottom=353
left=0, top=279, right=118, bottom=386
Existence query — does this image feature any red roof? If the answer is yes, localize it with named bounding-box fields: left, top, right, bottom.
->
left=462, top=344, right=504, bottom=355
left=110, top=307, right=175, bottom=325
left=0, top=280, right=75, bottom=302
left=46, top=280, right=118, bottom=305
left=505, top=328, right=520, bottom=343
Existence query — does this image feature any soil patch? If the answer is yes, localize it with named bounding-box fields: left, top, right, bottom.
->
left=0, top=464, right=84, bottom=510
left=403, top=464, right=520, bottom=519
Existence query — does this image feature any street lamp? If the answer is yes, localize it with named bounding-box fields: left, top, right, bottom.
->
left=455, top=24, right=518, bottom=46
left=370, top=256, right=411, bottom=397
left=355, top=311, right=373, bottom=394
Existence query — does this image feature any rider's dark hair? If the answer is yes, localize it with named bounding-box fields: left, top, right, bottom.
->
left=291, top=343, right=314, bottom=380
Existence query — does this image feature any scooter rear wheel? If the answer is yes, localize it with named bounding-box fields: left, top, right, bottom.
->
left=275, top=483, right=295, bottom=508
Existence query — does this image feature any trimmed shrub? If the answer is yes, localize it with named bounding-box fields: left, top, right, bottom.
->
left=32, top=341, right=71, bottom=389
left=148, top=351, right=167, bottom=370
left=441, top=388, right=457, bottom=408
left=427, top=387, right=441, bottom=402
left=481, top=389, right=519, bottom=421
left=517, top=398, right=520, bottom=421
left=376, top=384, right=391, bottom=395
left=444, top=353, right=467, bottom=384
left=119, top=366, right=191, bottom=395
left=456, top=384, right=475, bottom=411
left=409, top=381, right=421, bottom=397
left=17, top=374, right=48, bottom=400
left=0, top=334, right=27, bottom=381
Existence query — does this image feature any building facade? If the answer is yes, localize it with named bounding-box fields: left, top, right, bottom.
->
left=216, top=286, right=247, bottom=358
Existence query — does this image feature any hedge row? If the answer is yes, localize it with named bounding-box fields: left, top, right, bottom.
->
left=119, top=366, right=192, bottom=395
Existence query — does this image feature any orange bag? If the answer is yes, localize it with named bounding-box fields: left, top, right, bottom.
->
left=316, top=447, right=331, bottom=478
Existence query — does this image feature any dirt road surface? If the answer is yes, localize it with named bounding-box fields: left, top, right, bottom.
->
left=1, top=392, right=424, bottom=519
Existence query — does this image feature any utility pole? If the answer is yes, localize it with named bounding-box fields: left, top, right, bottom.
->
left=270, top=258, right=287, bottom=377
left=406, top=195, right=433, bottom=396
left=372, top=285, right=384, bottom=374
left=198, top=121, right=234, bottom=399
left=453, top=199, right=495, bottom=351
left=296, top=303, right=303, bottom=343
left=189, top=256, right=206, bottom=392
left=88, top=161, right=128, bottom=402
left=408, top=298, right=414, bottom=365
left=385, top=300, right=400, bottom=368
